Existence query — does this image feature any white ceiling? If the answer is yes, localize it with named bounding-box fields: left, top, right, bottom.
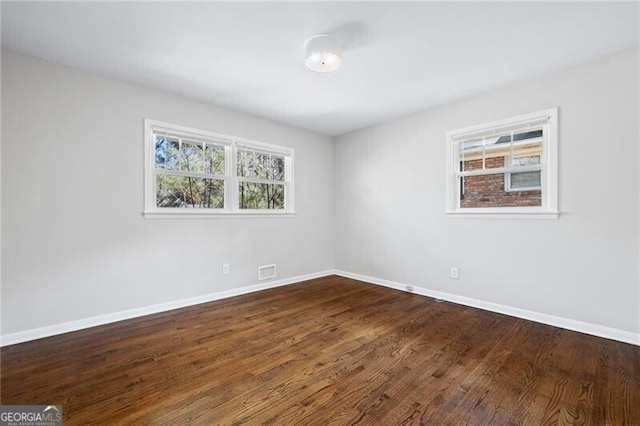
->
left=2, top=2, right=638, bottom=136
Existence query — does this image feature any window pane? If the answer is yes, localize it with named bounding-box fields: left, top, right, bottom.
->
left=494, top=129, right=543, bottom=144
left=237, top=150, right=248, bottom=177
left=155, top=137, right=179, bottom=170
left=460, top=172, right=541, bottom=208
left=156, top=174, right=224, bottom=208
left=482, top=136, right=506, bottom=169
left=512, top=155, right=541, bottom=166
left=510, top=171, right=541, bottom=189
left=512, top=140, right=543, bottom=160
left=204, top=144, right=225, bottom=175
left=239, top=182, right=285, bottom=209
left=483, top=150, right=508, bottom=169
left=175, top=142, right=203, bottom=173
left=459, top=139, right=482, bottom=170
left=270, top=156, right=285, bottom=180
left=237, top=150, right=285, bottom=181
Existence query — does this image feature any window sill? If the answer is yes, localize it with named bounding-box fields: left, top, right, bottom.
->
left=143, top=210, right=296, bottom=219
left=446, top=209, right=559, bottom=219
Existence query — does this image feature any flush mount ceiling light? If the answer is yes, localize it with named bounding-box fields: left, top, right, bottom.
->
left=304, top=34, right=342, bottom=73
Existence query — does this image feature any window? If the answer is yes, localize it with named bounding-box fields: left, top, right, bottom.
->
left=144, top=120, right=294, bottom=217
left=446, top=108, right=558, bottom=218
left=237, top=145, right=286, bottom=210
left=154, top=135, right=227, bottom=209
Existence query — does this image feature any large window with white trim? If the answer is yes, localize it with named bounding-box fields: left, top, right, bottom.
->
left=144, top=120, right=294, bottom=217
left=446, top=108, right=558, bottom=218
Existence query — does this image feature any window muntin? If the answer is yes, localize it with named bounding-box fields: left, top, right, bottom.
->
left=446, top=108, right=558, bottom=218
left=144, top=120, right=294, bottom=217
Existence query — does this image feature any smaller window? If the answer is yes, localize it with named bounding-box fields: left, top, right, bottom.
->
left=154, top=136, right=227, bottom=209
left=446, top=108, right=558, bottom=219
left=237, top=146, right=287, bottom=210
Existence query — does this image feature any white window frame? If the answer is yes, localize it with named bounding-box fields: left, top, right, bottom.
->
left=144, top=119, right=295, bottom=218
left=445, top=108, right=558, bottom=219
left=504, top=154, right=542, bottom=192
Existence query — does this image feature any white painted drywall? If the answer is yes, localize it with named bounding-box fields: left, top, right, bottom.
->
left=334, top=48, right=640, bottom=335
left=1, top=50, right=335, bottom=335
left=3, top=47, right=639, bottom=342
left=0, top=30, right=3, bottom=339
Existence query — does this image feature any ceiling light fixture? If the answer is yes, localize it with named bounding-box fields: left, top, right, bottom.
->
left=304, top=34, right=342, bottom=73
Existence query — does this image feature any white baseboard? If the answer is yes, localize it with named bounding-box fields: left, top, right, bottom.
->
left=3, top=269, right=638, bottom=347
left=334, top=270, right=640, bottom=346
left=0, top=270, right=335, bottom=347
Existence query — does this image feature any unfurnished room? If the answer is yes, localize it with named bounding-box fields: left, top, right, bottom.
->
left=0, top=1, right=639, bottom=425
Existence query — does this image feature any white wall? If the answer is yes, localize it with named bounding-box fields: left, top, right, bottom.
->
left=335, top=49, right=640, bottom=337
left=3, top=47, right=639, bottom=344
left=1, top=50, right=335, bottom=335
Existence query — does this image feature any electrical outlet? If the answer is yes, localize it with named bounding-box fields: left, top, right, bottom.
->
left=222, top=264, right=229, bottom=275
left=450, top=267, right=459, bottom=279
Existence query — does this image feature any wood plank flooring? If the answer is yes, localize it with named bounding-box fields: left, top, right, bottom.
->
left=1, top=276, right=639, bottom=425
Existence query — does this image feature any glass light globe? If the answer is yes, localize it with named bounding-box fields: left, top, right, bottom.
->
left=304, top=35, right=343, bottom=73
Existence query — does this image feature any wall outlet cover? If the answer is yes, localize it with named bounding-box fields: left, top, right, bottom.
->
left=450, top=267, right=459, bottom=279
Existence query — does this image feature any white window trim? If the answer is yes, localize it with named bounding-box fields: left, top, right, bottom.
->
left=143, top=119, right=295, bottom=218
left=445, top=108, right=559, bottom=219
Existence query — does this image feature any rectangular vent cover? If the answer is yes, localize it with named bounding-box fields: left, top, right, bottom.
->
left=258, top=264, right=277, bottom=281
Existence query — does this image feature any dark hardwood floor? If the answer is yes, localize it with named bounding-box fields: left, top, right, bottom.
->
left=1, top=276, right=639, bottom=425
